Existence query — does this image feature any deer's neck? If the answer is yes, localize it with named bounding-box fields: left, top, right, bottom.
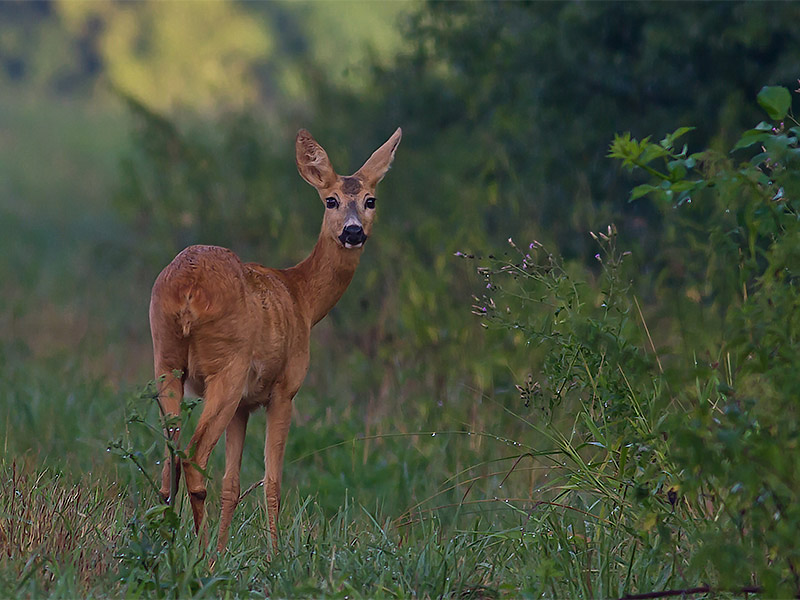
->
left=287, top=232, right=362, bottom=327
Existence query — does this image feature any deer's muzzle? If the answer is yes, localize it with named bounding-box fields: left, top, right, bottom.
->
left=339, top=224, right=367, bottom=249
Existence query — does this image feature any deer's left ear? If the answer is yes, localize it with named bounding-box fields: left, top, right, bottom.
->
left=355, top=127, right=402, bottom=187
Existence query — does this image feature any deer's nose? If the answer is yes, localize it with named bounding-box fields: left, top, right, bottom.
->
left=339, top=224, right=367, bottom=248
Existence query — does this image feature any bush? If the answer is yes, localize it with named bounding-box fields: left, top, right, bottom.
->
left=460, top=84, right=800, bottom=597
left=611, top=85, right=800, bottom=596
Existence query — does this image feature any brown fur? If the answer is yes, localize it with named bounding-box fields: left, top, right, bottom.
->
left=149, top=127, right=401, bottom=553
left=341, top=176, right=362, bottom=195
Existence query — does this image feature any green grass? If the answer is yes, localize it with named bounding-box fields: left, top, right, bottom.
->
left=0, top=351, right=701, bottom=599
left=0, top=453, right=676, bottom=599
left=1, top=81, right=791, bottom=598
left=0, top=292, right=684, bottom=599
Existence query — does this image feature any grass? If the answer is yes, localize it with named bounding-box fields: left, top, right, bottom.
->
left=0, top=287, right=683, bottom=599
left=0, top=460, right=126, bottom=597
left=0, top=234, right=707, bottom=599
left=0, top=87, right=561, bottom=598
left=0, top=352, right=698, bottom=599
left=1, top=85, right=787, bottom=598
left=0, top=455, right=672, bottom=599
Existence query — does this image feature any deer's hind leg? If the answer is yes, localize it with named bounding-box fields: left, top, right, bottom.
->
left=264, top=394, right=292, bottom=555
left=153, top=342, right=189, bottom=505
left=182, top=361, right=249, bottom=541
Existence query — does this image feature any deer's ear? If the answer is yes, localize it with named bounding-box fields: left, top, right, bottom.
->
left=296, top=129, right=337, bottom=189
left=355, top=127, right=402, bottom=187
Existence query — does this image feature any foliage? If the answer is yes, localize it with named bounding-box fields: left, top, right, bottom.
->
left=268, top=0, right=800, bottom=413
left=363, top=1, right=800, bottom=259
left=3, top=2, right=800, bottom=597
left=115, top=93, right=296, bottom=263
left=462, top=229, right=691, bottom=597
left=56, top=0, right=271, bottom=111
left=0, top=1, right=412, bottom=111
left=8, top=0, right=800, bottom=413
left=607, top=85, right=800, bottom=595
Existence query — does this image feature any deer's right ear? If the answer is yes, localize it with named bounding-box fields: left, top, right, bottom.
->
left=296, top=129, right=337, bottom=189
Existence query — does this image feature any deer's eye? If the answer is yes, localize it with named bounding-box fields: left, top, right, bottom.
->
left=325, top=197, right=339, bottom=209
left=365, top=197, right=376, bottom=210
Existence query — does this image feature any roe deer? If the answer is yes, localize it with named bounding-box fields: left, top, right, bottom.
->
left=149, top=127, right=402, bottom=552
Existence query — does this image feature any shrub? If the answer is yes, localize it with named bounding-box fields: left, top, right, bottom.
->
left=465, top=84, right=800, bottom=596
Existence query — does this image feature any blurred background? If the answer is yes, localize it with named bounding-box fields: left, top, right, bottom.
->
left=1, top=0, right=799, bottom=511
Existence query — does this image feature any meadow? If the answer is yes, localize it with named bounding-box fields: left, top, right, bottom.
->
left=0, top=89, right=630, bottom=599
left=2, top=3, right=800, bottom=598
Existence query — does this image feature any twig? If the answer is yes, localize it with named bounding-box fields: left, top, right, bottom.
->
left=633, top=295, right=663, bottom=374
left=395, top=497, right=610, bottom=529
left=499, top=452, right=534, bottom=488
left=620, top=584, right=761, bottom=599
left=239, top=479, right=264, bottom=501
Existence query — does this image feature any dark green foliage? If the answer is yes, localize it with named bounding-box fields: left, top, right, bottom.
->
left=362, top=1, right=800, bottom=259
left=116, top=93, right=304, bottom=265
left=108, top=0, right=800, bottom=422
left=607, top=86, right=800, bottom=596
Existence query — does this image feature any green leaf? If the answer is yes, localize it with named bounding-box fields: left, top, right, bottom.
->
left=582, top=413, right=608, bottom=448
left=667, top=159, right=687, bottom=180
left=660, top=126, right=695, bottom=149
left=757, top=86, right=791, bottom=120
left=749, top=151, right=770, bottom=168
left=608, top=132, right=652, bottom=167
left=763, top=133, right=796, bottom=160
left=732, top=129, right=771, bottom=151
left=630, top=184, right=659, bottom=201
left=639, top=143, right=669, bottom=165
left=669, top=179, right=702, bottom=193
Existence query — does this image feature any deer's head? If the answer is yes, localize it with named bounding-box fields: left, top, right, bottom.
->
left=296, top=128, right=402, bottom=250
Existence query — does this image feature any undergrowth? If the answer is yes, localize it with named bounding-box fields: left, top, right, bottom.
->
left=2, top=86, right=799, bottom=598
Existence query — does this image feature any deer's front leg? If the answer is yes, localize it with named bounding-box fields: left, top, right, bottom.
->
left=264, top=393, right=293, bottom=555
left=217, top=405, right=249, bottom=551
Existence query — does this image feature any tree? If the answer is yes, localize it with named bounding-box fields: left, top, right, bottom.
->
left=354, top=2, right=800, bottom=259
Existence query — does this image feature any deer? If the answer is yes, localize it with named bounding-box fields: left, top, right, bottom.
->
left=148, top=127, right=402, bottom=552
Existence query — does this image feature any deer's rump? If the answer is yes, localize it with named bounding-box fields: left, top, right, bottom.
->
left=149, top=245, right=258, bottom=385
left=151, top=245, right=249, bottom=336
